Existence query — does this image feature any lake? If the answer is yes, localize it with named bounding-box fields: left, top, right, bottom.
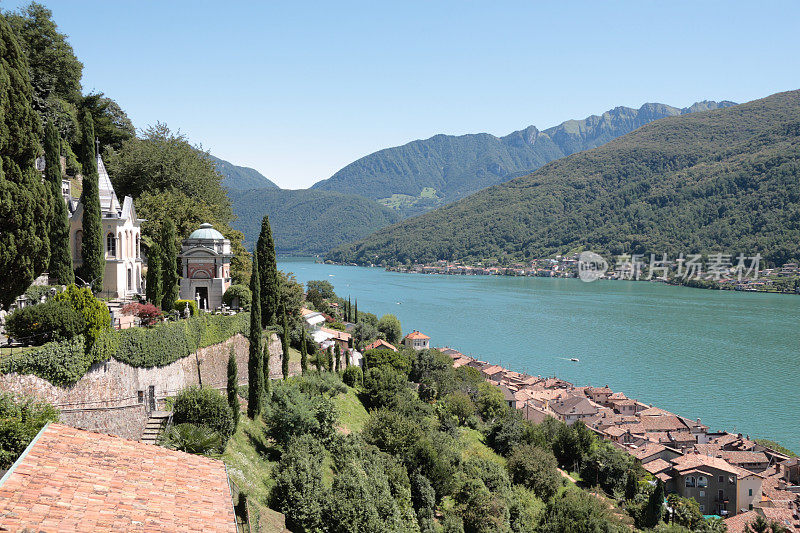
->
left=278, top=257, right=800, bottom=451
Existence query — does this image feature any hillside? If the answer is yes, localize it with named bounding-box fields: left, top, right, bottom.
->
left=327, top=90, right=800, bottom=267
left=229, top=188, right=400, bottom=255
left=311, top=100, right=736, bottom=217
left=209, top=154, right=279, bottom=190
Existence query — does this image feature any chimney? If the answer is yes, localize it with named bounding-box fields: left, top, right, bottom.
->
left=778, top=479, right=787, bottom=490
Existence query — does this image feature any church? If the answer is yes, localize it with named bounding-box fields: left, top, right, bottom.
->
left=65, top=154, right=144, bottom=299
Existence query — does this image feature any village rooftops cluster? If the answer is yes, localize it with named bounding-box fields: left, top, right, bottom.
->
left=438, top=347, right=800, bottom=529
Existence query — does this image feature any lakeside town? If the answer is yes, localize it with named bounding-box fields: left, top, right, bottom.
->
left=370, top=255, right=800, bottom=294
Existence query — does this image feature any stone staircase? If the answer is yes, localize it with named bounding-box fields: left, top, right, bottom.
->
left=140, top=411, right=171, bottom=445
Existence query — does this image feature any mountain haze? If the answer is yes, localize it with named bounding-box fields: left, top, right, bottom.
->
left=229, top=188, right=400, bottom=255
left=311, top=101, right=736, bottom=217
left=327, top=90, right=800, bottom=267
left=210, top=155, right=279, bottom=190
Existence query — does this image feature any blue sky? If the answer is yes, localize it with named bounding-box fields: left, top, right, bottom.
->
left=4, top=1, right=799, bottom=188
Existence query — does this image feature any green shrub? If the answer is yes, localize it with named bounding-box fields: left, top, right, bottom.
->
left=297, top=372, right=347, bottom=397
left=265, top=381, right=338, bottom=447
left=342, top=366, right=363, bottom=388
left=3, top=336, right=93, bottom=386
left=6, top=301, right=85, bottom=345
left=159, top=423, right=222, bottom=455
left=172, top=386, right=234, bottom=443
left=363, top=348, right=412, bottom=374
left=0, top=393, right=59, bottom=469
left=222, top=284, right=252, bottom=309
left=174, top=299, right=198, bottom=317
left=53, top=285, right=111, bottom=345
left=23, top=284, right=61, bottom=303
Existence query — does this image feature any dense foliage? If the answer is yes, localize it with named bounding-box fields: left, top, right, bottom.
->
left=159, top=219, right=178, bottom=311
left=248, top=253, right=264, bottom=418
left=43, top=120, right=73, bottom=285
left=3, top=335, right=91, bottom=386
left=229, top=188, right=400, bottom=255
left=5, top=300, right=85, bottom=344
left=222, top=284, right=251, bottom=309
left=172, top=386, right=235, bottom=445
left=0, top=13, right=49, bottom=308
left=0, top=393, right=59, bottom=469
left=329, top=91, right=800, bottom=267
left=53, top=285, right=110, bottom=346
left=311, top=101, right=735, bottom=217
left=256, top=215, right=280, bottom=327
left=77, top=110, right=104, bottom=289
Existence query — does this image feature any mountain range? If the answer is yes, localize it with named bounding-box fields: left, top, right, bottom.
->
left=311, top=100, right=736, bottom=217
left=327, top=90, right=800, bottom=267
left=210, top=154, right=279, bottom=190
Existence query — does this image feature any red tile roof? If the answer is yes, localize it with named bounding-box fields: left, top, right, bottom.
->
left=0, top=424, right=236, bottom=532
left=364, top=339, right=397, bottom=352
left=405, top=330, right=430, bottom=340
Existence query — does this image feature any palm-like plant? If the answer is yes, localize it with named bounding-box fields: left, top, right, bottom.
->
left=159, top=423, right=222, bottom=455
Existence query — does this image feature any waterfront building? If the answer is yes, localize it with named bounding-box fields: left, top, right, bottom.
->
left=178, top=223, right=233, bottom=310
left=403, top=330, right=430, bottom=350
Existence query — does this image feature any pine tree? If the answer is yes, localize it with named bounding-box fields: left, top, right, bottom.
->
left=145, top=243, right=163, bottom=306
left=300, top=328, right=308, bottom=374
left=43, top=120, right=73, bottom=285
left=354, top=299, right=358, bottom=323
left=77, top=110, right=104, bottom=291
left=256, top=215, right=280, bottom=327
left=247, top=253, right=263, bottom=419
left=160, top=220, right=178, bottom=311
left=227, top=347, right=240, bottom=428
left=335, top=343, right=341, bottom=373
left=326, top=346, right=333, bottom=372
left=281, top=305, right=290, bottom=379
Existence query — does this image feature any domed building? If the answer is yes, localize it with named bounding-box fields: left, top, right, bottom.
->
left=178, top=223, right=233, bottom=310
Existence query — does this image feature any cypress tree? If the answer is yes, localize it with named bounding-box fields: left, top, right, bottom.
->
left=0, top=15, right=49, bottom=308
left=354, top=299, right=358, bottom=323
left=247, top=253, right=263, bottom=419
left=77, top=110, right=103, bottom=291
left=145, top=243, right=163, bottom=306
left=335, top=343, right=341, bottom=373
left=44, top=121, right=73, bottom=285
left=281, top=305, right=289, bottom=379
left=625, top=471, right=638, bottom=501
left=300, top=328, right=308, bottom=374
left=644, top=479, right=665, bottom=528
left=160, top=220, right=178, bottom=311
left=326, top=346, right=333, bottom=372
left=256, top=215, right=280, bottom=327
left=346, top=297, right=351, bottom=322
left=227, top=347, right=240, bottom=428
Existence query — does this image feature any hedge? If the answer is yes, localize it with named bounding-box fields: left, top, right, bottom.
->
left=3, top=313, right=250, bottom=385
left=3, top=336, right=94, bottom=386
left=174, top=299, right=199, bottom=317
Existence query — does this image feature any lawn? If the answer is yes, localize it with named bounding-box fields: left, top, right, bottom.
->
left=333, top=386, right=369, bottom=434
left=223, top=415, right=277, bottom=508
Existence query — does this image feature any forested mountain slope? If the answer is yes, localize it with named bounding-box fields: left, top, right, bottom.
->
left=311, top=100, right=736, bottom=217
left=209, top=154, right=279, bottom=190
left=229, top=188, right=400, bottom=255
left=327, top=90, right=800, bottom=267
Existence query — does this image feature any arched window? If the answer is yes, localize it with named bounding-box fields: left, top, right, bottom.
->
left=685, top=476, right=696, bottom=488
left=106, top=233, right=116, bottom=257
left=698, top=476, right=708, bottom=488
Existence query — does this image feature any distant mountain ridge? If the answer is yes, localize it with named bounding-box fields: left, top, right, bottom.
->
left=311, top=100, right=736, bottom=217
left=210, top=155, right=279, bottom=190
left=229, top=188, right=400, bottom=255
left=327, top=90, right=800, bottom=267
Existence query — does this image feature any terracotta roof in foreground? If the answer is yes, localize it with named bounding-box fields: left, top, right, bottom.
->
left=0, top=423, right=236, bottom=532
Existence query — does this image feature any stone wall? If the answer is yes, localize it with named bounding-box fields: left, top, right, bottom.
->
left=0, top=333, right=284, bottom=441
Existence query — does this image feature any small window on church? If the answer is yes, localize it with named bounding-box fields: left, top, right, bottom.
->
left=107, top=232, right=116, bottom=257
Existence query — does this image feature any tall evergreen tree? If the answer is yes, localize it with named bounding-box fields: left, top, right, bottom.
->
left=644, top=480, right=665, bottom=528
left=334, top=343, right=341, bottom=373
left=145, top=243, right=163, bottom=306
left=160, top=220, right=178, bottom=311
left=0, top=15, right=49, bottom=309
left=247, top=253, right=263, bottom=419
left=300, top=328, right=308, bottom=374
left=346, top=297, right=351, bottom=322
left=281, top=305, right=290, bottom=379
left=77, top=110, right=103, bottom=291
left=354, top=299, right=358, bottom=323
left=43, top=120, right=73, bottom=285
left=227, top=347, right=240, bottom=428
left=326, top=346, right=333, bottom=372
left=256, top=215, right=280, bottom=327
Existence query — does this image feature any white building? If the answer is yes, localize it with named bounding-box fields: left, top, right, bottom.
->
left=403, top=330, right=430, bottom=350
left=67, top=155, right=143, bottom=298
left=178, top=223, right=233, bottom=310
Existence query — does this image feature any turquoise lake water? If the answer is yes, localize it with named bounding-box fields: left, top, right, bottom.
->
left=278, top=257, right=800, bottom=451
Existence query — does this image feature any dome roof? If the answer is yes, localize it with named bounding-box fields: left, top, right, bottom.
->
left=188, top=223, right=225, bottom=240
